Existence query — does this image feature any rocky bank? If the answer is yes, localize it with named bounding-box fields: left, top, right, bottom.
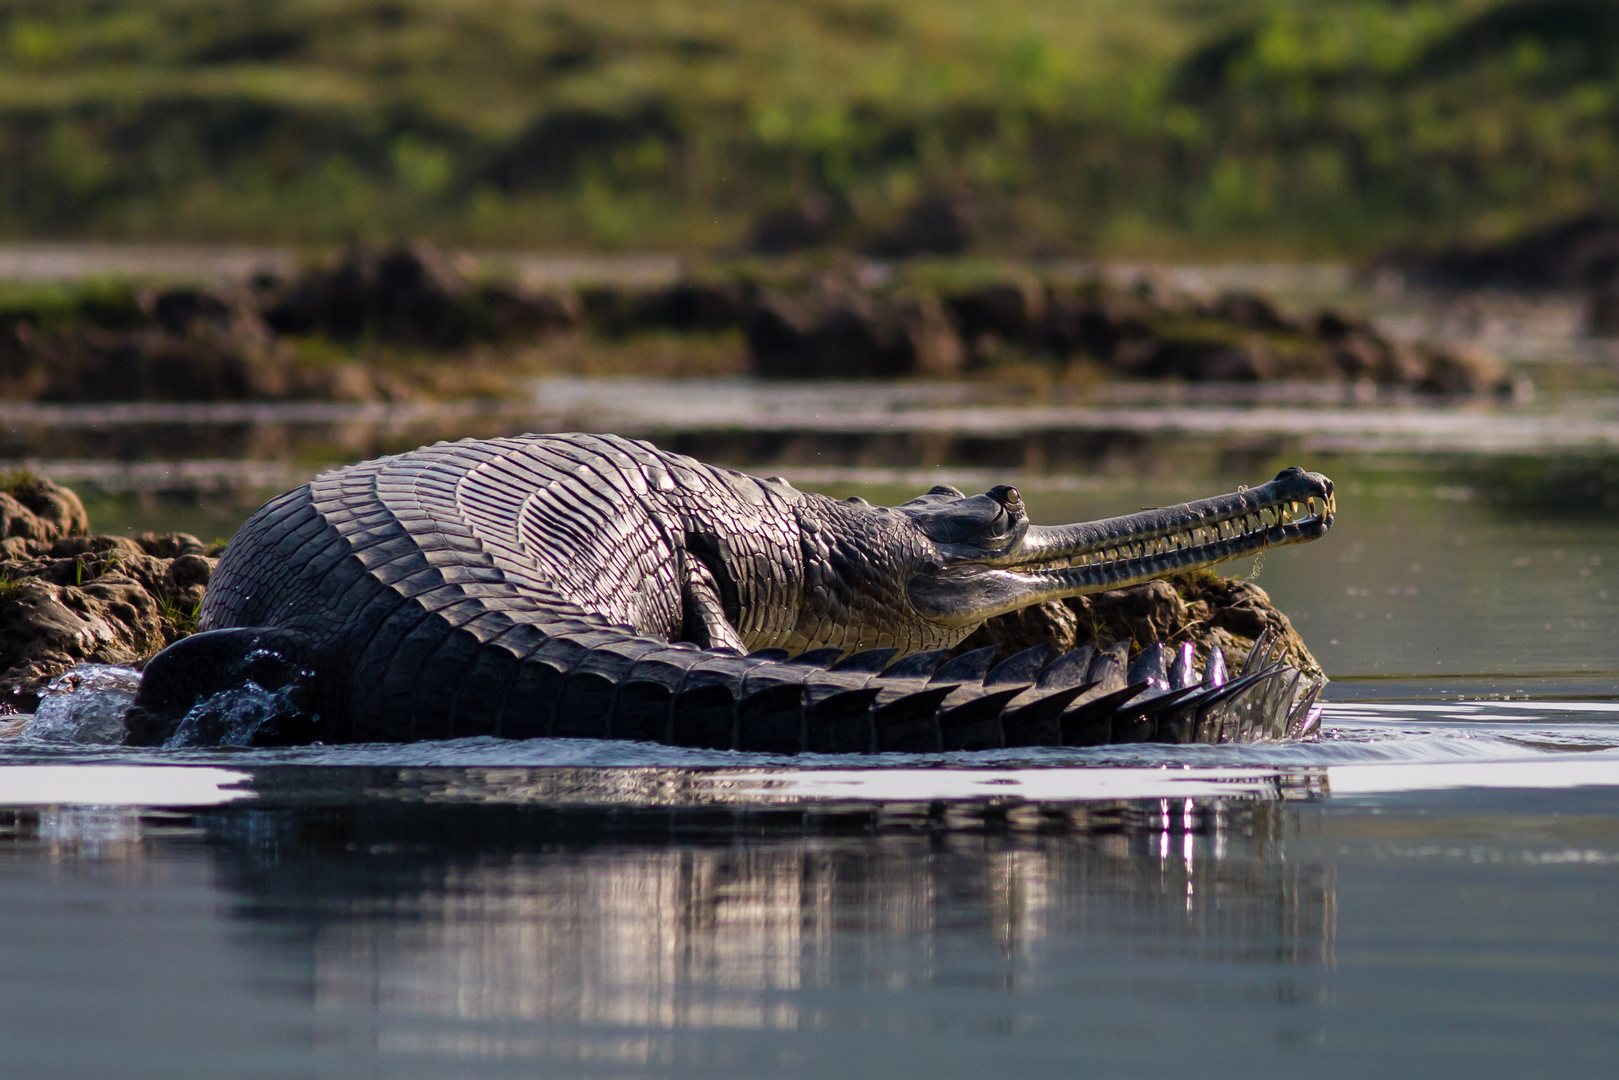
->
left=0, top=475, right=217, bottom=714
left=0, top=243, right=1524, bottom=404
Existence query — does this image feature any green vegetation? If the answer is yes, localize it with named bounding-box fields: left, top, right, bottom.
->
left=1, top=466, right=39, bottom=495
left=0, top=0, right=1615, bottom=255
left=158, top=594, right=200, bottom=637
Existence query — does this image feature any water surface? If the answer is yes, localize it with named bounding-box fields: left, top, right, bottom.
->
left=5, top=380, right=1619, bottom=1075
left=3, top=731, right=1619, bottom=1079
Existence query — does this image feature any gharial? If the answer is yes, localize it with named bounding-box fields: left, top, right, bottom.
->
left=127, top=432, right=1336, bottom=751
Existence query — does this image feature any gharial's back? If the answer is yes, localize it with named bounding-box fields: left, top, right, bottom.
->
left=131, top=432, right=1336, bottom=750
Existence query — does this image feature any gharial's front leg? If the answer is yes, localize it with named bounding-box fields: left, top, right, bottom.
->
left=680, top=555, right=748, bottom=652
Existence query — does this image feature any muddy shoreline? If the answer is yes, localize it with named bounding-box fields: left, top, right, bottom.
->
left=0, top=244, right=1524, bottom=408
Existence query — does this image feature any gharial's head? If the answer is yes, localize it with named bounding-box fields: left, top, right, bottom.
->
left=800, top=467, right=1334, bottom=654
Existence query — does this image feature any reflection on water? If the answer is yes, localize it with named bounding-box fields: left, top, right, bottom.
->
left=292, top=811, right=1332, bottom=1062
left=5, top=767, right=1619, bottom=1077
left=2, top=788, right=1335, bottom=1076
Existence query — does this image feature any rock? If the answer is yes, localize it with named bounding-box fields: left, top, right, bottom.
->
left=23, top=283, right=292, bottom=403
left=1037, top=289, right=1154, bottom=362
left=957, top=569, right=1322, bottom=680
left=868, top=194, right=980, bottom=257
left=265, top=242, right=468, bottom=346
left=473, top=283, right=579, bottom=341
left=0, top=576, right=166, bottom=714
left=263, top=242, right=574, bottom=350
left=34, top=323, right=294, bottom=403
left=289, top=361, right=401, bottom=404
left=1396, top=212, right=1619, bottom=290
left=748, top=287, right=963, bottom=378
left=1133, top=337, right=1277, bottom=381
left=959, top=600, right=1084, bottom=657
left=1414, top=342, right=1515, bottom=396
left=150, top=287, right=235, bottom=335
left=0, top=498, right=217, bottom=713
left=1078, top=579, right=1193, bottom=648
left=50, top=535, right=145, bottom=560
left=1213, top=291, right=1298, bottom=333
left=946, top=282, right=1045, bottom=343
left=134, top=532, right=210, bottom=559
left=752, top=192, right=845, bottom=253
left=1, top=493, right=54, bottom=544
left=584, top=281, right=752, bottom=337
left=1, top=475, right=88, bottom=542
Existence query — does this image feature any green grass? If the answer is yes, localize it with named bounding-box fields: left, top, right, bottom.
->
left=158, top=594, right=200, bottom=636
left=0, top=0, right=1613, bottom=256
left=1, top=466, right=38, bottom=495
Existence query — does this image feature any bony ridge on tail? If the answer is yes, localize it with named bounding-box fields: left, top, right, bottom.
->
left=127, top=432, right=1335, bottom=750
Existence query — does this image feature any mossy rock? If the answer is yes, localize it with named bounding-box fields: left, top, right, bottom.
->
left=958, top=567, right=1322, bottom=681
left=1, top=492, right=218, bottom=713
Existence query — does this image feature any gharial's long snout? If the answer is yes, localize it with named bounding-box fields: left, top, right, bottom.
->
left=908, top=466, right=1335, bottom=626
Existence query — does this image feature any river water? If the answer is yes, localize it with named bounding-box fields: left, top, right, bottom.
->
left=3, top=383, right=1619, bottom=1077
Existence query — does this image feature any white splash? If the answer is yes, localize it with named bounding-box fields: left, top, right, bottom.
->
left=20, top=665, right=142, bottom=745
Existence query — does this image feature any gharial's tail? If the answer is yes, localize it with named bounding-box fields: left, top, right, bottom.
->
left=547, top=629, right=1322, bottom=753
left=129, top=625, right=1323, bottom=751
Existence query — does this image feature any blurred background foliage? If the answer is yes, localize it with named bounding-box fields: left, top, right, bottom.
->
left=0, top=0, right=1614, bottom=256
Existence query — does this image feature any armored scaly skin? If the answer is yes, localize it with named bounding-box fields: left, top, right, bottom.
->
left=130, top=432, right=1335, bottom=750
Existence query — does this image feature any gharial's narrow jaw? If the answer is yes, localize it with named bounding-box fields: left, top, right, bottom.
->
left=907, top=466, right=1335, bottom=628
